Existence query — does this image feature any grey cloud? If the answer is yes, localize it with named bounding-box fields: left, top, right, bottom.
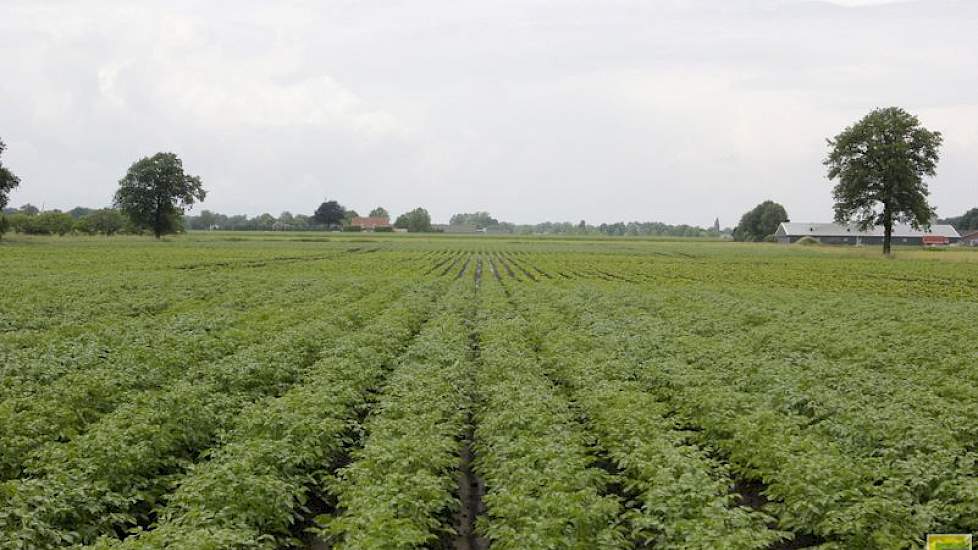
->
left=1, top=0, right=975, bottom=225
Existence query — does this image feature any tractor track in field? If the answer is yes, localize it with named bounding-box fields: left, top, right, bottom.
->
left=175, top=253, right=340, bottom=270
left=456, top=256, right=472, bottom=280
left=453, top=258, right=488, bottom=550
left=426, top=254, right=457, bottom=276
left=439, top=255, right=463, bottom=277
left=501, top=255, right=537, bottom=282
left=493, top=254, right=519, bottom=281
left=488, top=258, right=501, bottom=282
left=515, top=255, right=552, bottom=280
left=594, top=269, right=640, bottom=284
left=731, top=478, right=827, bottom=550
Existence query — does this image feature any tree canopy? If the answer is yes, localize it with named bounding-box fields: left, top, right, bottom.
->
left=0, top=138, right=19, bottom=211
left=450, top=211, right=498, bottom=227
left=825, top=107, right=942, bottom=254
left=368, top=207, right=389, bottom=219
left=394, top=207, right=432, bottom=232
left=0, top=138, right=21, bottom=239
left=114, top=152, right=206, bottom=239
left=733, top=200, right=788, bottom=242
left=313, top=200, right=345, bottom=226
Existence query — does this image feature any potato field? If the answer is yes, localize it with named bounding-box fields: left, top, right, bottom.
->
left=1, top=233, right=977, bottom=550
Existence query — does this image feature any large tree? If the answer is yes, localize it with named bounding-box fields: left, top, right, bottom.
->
left=394, top=207, right=432, bottom=233
left=825, top=107, right=942, bottom=255
left=0, top=138, right=21, bottom=240
left=313, top=200, right=345, bottom=227
left=114, top=153, right=206, bottom=239
left=368, top=206, right=389, bottom=219
left=733, top=200, right=788, bottom=242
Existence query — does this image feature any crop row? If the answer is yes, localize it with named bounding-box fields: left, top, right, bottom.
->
left=85, top=280, right=446, bottom=550
left=518, top=280, right=978, bottom=548
left=0, top=273, right=288, bottom=401
left=504, top=283, right=786, bottom=549
left=471, top=276, right=622, bottom=548
left=0, top=278, right=379, bottom=481
left=0, top=282, right=407, bottom=549
left=318, top=277, right=474, bottom=548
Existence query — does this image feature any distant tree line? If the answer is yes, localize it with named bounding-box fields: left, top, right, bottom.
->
left=939, top=208, right=978, bottom=232
left=2, top=205, right=133, bottom=236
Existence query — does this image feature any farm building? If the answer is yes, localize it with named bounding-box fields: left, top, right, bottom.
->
left=350, top=216, right=392, bottom=231
left=959, top=229, right=978, bottom=246
left=775, top=222, right=960, bottom=246
left=432, top=224, right=484, bottom=234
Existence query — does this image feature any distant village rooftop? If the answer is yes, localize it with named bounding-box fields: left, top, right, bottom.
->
left=350, top=216, right=392, bottom=230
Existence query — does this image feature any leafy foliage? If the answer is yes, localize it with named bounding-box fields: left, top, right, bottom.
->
left=75, top=209, right=127, bottom=236
left=473, top=280, right=624, bottom=548
left=0, top=138, right=20, bottom=239
left=114, top=153, right=206, bottom=239
left=12, top=210, right=76, bottom=235
left=449, top=211, right=498, bottom=228
left=312, top=200, right=345, bottom=226
left=320, top=280, right=470, bottom=548
left=0, top=138, right=20, bottom=211
left=368, top=206, right=389, bottom=219
left=394, top=207, right=432, bottom=232
left=733, top=200, right=788, bottom=242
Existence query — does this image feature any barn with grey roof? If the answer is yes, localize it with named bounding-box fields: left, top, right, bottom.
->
left=775, top=222, right=960, bottom=246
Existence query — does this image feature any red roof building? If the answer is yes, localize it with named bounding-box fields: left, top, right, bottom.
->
left=350, top=216, right=392, bottom=230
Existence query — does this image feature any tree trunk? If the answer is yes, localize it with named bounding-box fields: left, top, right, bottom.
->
left=882, top=209, right=892, bottom=256
left=154, top=196, right=163, bottom=239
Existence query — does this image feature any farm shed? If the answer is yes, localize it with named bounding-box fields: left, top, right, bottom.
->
left=351, top=216, right=392, bottom=231
left=775, top=222, right=960, bottom=246
left=959, top=230, right=978, bottom=246
left=432, top=224, right=484, bottom=234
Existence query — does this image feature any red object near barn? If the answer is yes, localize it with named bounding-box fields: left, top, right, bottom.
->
left=922, top=235, right=949, bottom=247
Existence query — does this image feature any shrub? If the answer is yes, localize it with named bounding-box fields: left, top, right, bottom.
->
left=76, top=209, right=127, bottom=236
left=19, top=211, right=75, bottom=235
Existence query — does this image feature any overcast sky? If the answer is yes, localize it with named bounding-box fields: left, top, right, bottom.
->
left=1, top=0, right=976, bottom=226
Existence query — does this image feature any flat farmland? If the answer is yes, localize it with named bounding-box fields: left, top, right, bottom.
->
left=1, top=233, right=977, bottom=550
